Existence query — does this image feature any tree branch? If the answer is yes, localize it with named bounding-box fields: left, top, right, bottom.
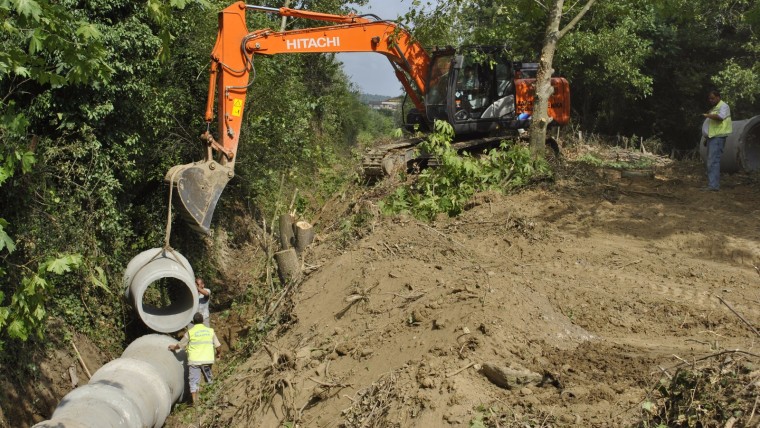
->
left=558, top=0, right=597, bottom=39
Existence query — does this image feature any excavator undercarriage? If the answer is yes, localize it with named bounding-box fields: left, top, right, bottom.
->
left=360, top=135, right=513, bottom=180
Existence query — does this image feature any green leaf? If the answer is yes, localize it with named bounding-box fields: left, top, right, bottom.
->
left=23, top=274, right=46, bottom=294
left=75, top=23, right=101, bottom=40
left=7, top=319, right=28, bottom=340
left=0, top=219, right=15, bottom=254
left=45, top=254, right=82, bottom=275
left=17, top=151, right=36, bottom=173
left=13, top=65, right=30, bottom=78
left=32, top=305, right=45, bottom=321
left=12, top=0, right=42, bottom=20
left=0, top=166, right=11, bottom=186
left=28, top=29, right=44, bottom=55
left=88, top=266, right=110, bottom=293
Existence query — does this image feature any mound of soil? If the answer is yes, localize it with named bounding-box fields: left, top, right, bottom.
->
left=170, top=154, right=760, bottom=427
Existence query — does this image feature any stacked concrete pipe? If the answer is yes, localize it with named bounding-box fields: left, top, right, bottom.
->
left=32, top=249, right=198, bottom=426
left=33, top=248, right=198, bottom=428
left=33, top=334, right=186, bottom=428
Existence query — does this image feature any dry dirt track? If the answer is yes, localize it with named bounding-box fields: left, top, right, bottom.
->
left=171, top=156, right=760, bottom=427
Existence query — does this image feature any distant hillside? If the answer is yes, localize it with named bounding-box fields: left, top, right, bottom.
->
left=359, top=93, right=402, bottom=104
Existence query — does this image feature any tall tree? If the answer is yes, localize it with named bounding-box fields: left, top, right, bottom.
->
left=528, top=0, right=596, bottom=156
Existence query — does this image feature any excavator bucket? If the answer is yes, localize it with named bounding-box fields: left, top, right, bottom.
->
left=165, top=160, right=233, bottom=234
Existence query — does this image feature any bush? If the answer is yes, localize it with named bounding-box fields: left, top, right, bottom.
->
left=380, top=121, right=551, bottom=220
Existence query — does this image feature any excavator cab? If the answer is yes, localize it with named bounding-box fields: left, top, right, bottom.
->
left=413, top=47, right=570, bottom=137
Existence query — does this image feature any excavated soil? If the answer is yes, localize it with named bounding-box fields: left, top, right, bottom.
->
left=167, top=153, right=760, bottom=427
left=10, top=149, right=760, bottom=428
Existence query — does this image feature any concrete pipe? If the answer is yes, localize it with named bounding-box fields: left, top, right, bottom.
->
left=737, top=116, right=760, bottom=172
left=33, top=334, right=186, bottom=428
left=123, top=248, right=197, bottom=333
left=699, top=115, right=760, bottom=173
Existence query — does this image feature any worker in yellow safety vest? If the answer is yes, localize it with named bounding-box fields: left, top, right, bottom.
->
left=701, top=89, right=732, bottom=191
left=168, top=312, right=222, bottom=405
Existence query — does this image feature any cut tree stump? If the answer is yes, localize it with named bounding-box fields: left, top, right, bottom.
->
left=275, top=248, right=300, bottom=284
left=294, top=221, right=314, bottom=254
left=279, top=214, right=295, bottom=250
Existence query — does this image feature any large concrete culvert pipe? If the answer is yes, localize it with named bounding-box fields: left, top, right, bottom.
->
left=33, top=334, right=186, bottom=428
left=700, top=115, right=760, bottom=173
left=123, top=248, right=197, bottom=333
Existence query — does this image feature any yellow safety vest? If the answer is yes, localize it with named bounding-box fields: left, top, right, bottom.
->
left=187, top=324, right=215, bottom=365
left=708, top=100, right=732, bottom=138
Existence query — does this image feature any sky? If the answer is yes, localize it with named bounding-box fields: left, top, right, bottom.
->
left=337, top=0, right=418, bottom=97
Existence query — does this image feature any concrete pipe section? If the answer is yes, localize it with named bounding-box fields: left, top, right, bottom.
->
left=33, top=334, right=186, bottom=428
left=123, top=248, right=197, bottom=333
left=700, top=115, right=760, bottom=173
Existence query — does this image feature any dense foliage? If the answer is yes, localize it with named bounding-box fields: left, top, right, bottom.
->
left=0, top=0, right=386, bottom=358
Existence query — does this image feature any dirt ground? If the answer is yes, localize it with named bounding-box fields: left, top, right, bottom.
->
left=10, top=146, right=760, bottom=428
left=167, top=149, right=760, bottom=427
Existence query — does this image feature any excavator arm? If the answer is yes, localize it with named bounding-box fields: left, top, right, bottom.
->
left=166, top=2, right=430, bottom=233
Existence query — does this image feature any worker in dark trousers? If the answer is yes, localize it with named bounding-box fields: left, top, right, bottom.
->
left=701, top=89, right=732, bottom=191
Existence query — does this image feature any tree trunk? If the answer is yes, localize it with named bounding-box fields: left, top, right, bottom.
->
left=274, top=248, right=300, bottom=284
left=294, top=221, right=314, bottom=254
left=529, top=0, right=597, bottom=157
left=279, top=0, right=291, bottom=31
left=529, top=0, right=564, bottom=157
left=279, top=213, right=295, bottom=250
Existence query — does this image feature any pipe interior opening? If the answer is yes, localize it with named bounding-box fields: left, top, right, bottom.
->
left=139, top=276, right=196, bottom=331
left=141, top=277, right=195, bottom=316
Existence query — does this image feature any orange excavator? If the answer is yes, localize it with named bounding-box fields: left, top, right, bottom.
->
left=166, top=2, right=571, bottom=233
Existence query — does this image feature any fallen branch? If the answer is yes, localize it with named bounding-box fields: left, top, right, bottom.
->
left=616, top=259, right=642, bottom=269
left=382, top=242, right=396, bottom=256
left=335, top=283, right=380, bottom=319
left=71, top=340, right=92, bottom=379
left=335, top=296, right=366, bottom=320
left=717, top=296, right=760, bottom=338
left=382, top=290, right=427, bottom=302
left=656, top=366, right=672, bottom=380
left=748, top=395, right=758, bottom=425
left=602, top=184, right=675, bottom=199
left=666, top=349, right=760, bottom=371
left=307, top=377, right=352, bottom=388
left=446, top=361, right=476, bottom=378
